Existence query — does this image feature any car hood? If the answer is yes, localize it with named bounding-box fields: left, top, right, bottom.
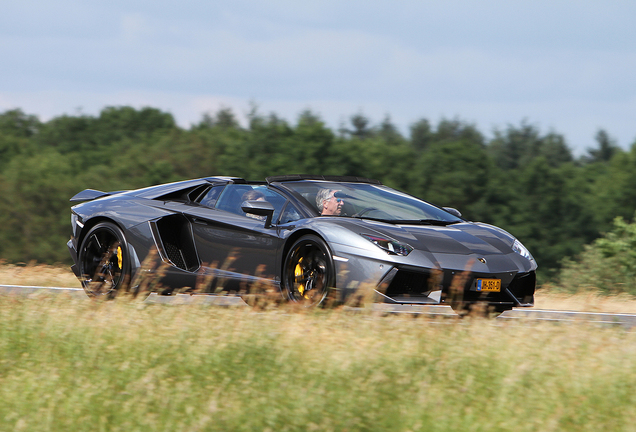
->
left=400, top=223, right=512, bottom=255
left=320, top=218, right=536, bottom=274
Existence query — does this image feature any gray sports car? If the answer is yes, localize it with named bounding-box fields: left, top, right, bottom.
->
left=67, top=175, right=536, bottom=314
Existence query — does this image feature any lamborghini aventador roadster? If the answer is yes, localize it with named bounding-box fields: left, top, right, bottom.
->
left=67, top=175, right=536, bottom=314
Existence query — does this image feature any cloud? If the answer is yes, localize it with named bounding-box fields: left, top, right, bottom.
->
left=1, top=0, right=636, bottom=154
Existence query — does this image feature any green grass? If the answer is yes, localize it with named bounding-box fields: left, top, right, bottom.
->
left=1, top=295, right=636, bottom=431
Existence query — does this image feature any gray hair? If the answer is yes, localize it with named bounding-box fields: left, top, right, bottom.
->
left=242, top=190, right=265, bottom=201
left=316, top=188, right=333, bottom=212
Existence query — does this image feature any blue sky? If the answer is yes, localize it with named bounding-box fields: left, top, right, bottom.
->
left=1, top=1, right=635, bottom=154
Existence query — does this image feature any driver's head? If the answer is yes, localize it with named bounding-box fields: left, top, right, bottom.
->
left=316, top=188, right=343, bottom=216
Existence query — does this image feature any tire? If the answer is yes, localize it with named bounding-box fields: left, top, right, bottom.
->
left=282, top=235, right=335, bottom=306
left=78, top=221, right=130, bottom=299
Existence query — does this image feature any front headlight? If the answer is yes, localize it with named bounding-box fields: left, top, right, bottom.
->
left=361, top=234, right=413, bottom=256
left=512, top=239, right=534, bottom=261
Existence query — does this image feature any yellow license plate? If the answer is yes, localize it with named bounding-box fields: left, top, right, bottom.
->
left=476, top=278, right=501, bottom=292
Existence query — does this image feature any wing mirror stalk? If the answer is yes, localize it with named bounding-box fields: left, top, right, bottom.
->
left=241, top=200, right=275, bottom=228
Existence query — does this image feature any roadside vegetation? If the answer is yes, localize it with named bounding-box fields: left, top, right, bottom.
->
left=1, top=106, right=636, bottom=288
left=556, top=216, right=636, bottom=296
left=0, top=260, right=80, bottom=288
left=3, top=260, right=636, bottom=313
left=1, top=296, right=635, bottom=432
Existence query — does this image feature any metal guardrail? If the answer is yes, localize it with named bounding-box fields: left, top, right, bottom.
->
left=499, top=308, right=636, bottom=329
left=0, top=285, right=87, bottom=297
left=0, top=284, right=248, bottom=306
left=1, top=285, right=635, bottom=329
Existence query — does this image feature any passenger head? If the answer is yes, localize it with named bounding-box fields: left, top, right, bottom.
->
left=242, top=190, right=266, bottom=221
left=242, top=190, right=265, bottom=202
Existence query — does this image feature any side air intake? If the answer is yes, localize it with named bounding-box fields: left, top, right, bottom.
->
left=151, top=215, right=200, bottom=271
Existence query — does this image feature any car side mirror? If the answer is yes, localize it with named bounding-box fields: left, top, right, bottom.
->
left=442, top=207, right=462, bottom=218
left=241, top=200, right=275, bottom=228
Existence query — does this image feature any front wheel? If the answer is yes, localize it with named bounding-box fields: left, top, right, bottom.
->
left=78, top=222, right=130, bottom=299
left=282, top=235, right=335, bottom=306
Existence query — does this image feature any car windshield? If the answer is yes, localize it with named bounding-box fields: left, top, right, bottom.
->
left=281, top=181, right=462, bottom=224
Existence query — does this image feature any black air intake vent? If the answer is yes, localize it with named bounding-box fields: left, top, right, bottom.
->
left=164, top=241, right=186, bottom=269
left=154, top=215, right=200, bottom=271
left=384, top=269, right=433, bottom=297
left=507, top=271, right=536, bottom=304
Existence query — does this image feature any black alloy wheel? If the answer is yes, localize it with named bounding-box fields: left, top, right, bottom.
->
left=78, top=222, right=130, bottom=299
left=283, top=235, right=334, bottom=306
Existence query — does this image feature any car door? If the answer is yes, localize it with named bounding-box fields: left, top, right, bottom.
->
left=184, top=184, right=288, bottom=289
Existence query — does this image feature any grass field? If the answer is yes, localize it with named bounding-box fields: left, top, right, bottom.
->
left=1, top=294, right=636, bottom=431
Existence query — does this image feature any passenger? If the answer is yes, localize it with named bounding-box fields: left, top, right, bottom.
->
left=242, top=190, right=265, bottom=202
left=316, top=188, right=344, bottom=216
left=242, top=190, right=266, bottom=220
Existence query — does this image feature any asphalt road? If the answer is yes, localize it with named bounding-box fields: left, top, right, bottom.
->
left=2, top=284, right=636, bottom=329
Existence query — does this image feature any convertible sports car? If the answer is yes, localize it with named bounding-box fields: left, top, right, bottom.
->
left=67, top=175, right=536, bottom=314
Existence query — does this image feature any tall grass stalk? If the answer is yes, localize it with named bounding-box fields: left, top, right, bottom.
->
left=1, top=295, right=635, bottom=431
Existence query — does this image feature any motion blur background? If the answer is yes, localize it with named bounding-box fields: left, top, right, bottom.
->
left=1, top=1, right=635, bottom=291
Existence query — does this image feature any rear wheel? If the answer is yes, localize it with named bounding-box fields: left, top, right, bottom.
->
left=78, top=222, right=130, bottom=299
left=282, top=235, right=334, bottom=306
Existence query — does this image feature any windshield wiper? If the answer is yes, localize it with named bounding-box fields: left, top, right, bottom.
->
left=417, top=219, right=461, bottom=225
left=348, top=216, right=460, bottom=226
left=348, top=215, right=395, bottom=223
left=388, top=219, right=460, bottom=226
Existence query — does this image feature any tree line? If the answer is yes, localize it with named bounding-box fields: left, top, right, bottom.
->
left=0, top=106, right=634, bottom=285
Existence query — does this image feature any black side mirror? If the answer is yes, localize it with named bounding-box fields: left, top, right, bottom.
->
left=241, top=200, right=275, bottom=228
left=442, top=207, right=462, bottom=218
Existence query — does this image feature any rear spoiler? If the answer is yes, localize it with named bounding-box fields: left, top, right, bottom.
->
left=69, top=189, right=128, bottom=203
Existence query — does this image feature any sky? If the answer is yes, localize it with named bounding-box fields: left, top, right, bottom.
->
left=1, top=0, right=635, bottom=154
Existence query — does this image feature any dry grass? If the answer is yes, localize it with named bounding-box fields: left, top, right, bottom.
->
left=2, top=263, right=636, bottom=314
left=535, top=288, right=636, bottom=314
left=0, top=261, right=80, bottom=288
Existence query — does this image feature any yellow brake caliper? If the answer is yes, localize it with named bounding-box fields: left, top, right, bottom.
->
left=117, top=246, right=123, bottom=269
left=294, top=257, right=305, bottom=296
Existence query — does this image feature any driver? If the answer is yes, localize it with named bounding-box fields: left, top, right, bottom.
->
left=316, top=188, right=343, bottom=216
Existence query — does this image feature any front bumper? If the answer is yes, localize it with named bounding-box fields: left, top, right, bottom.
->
left=374, top=265, right=535, bottom=311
